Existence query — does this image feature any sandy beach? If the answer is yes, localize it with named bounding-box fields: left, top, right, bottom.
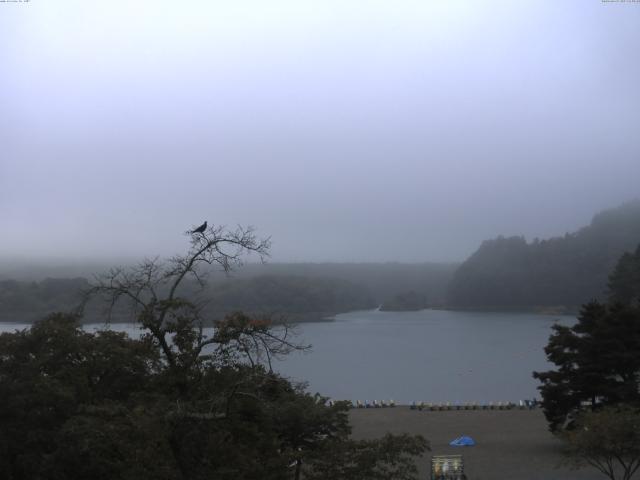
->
left=349, top=408, right=603, bottom=480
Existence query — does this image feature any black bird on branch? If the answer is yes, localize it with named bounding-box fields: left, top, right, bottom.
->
left=191, top=221, right=207, bottom=234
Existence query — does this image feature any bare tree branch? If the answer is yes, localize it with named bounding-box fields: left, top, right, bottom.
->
left=82, top=223, right=306, bottom=377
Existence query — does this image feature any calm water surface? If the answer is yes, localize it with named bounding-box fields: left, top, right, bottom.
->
left=274, top=309, right=574, bottom=404
left=0, top=309, right=574, bottom=404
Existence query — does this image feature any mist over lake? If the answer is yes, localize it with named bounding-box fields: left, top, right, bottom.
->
left=2, top=2, right=639, bottom=477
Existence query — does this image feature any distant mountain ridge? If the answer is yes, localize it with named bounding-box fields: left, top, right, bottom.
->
left=447, top=200, right=640, bottom=310
left=0, top=274, right=376, bottom=324
left=0, top=261, right=457, bottom=319
left=8, top=200, right=635, bottom=318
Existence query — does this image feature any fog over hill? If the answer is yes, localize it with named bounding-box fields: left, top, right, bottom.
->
left=0, top=261, right=456, bottom=323
left=2, top=199, right=639, bottom=320
left=2, top=1, right=640, bottom=319
left=2, top=2, right=640, bottom=264
left=1, top=3, right=639, bottom=478
left=448, top=200, right=640, bottom=311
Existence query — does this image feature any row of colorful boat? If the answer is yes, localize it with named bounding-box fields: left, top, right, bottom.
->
left=339, top=399, right=539, bottom=409
left=352, top=399, right=396, bottom=408
left=409, top=399, right=538, bottom=410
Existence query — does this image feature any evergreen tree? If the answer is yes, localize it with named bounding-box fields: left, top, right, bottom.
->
left=533, top=301, right=640, bottom=431
left=609, top=243, right=640, bottom=305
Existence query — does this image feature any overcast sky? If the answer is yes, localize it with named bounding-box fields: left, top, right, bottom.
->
left=1, top=1, right=639, bottom=264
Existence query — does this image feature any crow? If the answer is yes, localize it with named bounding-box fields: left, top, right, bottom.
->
left=192, top=221, right=207, bottom=234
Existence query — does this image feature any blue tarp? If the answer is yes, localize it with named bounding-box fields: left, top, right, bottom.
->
left=449, top=436, right=476, bottom=446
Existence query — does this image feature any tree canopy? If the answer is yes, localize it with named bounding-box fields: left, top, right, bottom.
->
left=0, top=223, right=428, bottom=479
left=533, top=301, right=640, bottom=431
left=561, top=405, right=640, bottom=480
left=608, top=243, right=640, bottom=305
left=534, top=243, right=640, bottom=432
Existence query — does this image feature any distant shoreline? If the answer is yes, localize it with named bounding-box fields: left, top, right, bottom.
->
left=0, top=311, right=339, bottom=325
left=379, top=305, right=578, bottom=316
left=0, top=306, right=577, bottom=325
left=430, top=305, right=579, bottom=316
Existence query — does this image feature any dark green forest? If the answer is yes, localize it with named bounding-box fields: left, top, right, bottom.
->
left=447, top=200, right=640, bottom=311
left=205, top=275, right=375, bottom=322
left=0, top=275, right=374, bottom=324
left=0, top=263, right=456, bottom=322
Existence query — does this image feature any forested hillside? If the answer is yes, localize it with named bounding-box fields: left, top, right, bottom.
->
left=0, top=262, right=456, bottom=320
left=225, top=262, right=457, bottom=306
left=0, top=278, right=89, bottom=322
left=203, top=275, right=375, bottom=321
left=447, top=200, right=640, bottom=310
left=0, top=275, right=375, bottom=323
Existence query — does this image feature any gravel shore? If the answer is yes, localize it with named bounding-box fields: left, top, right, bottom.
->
left=349, top=408, right=603, bottom=480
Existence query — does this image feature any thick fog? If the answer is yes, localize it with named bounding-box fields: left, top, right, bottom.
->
left=1, top=1, right=639, bottom=263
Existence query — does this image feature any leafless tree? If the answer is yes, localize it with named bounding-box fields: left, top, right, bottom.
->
left=82, top=223, right=307, bottom=371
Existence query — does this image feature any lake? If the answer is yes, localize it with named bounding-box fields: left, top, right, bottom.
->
left=0, top=309, right=574, bottom=404
left=275, top=309, right=574, bottom=404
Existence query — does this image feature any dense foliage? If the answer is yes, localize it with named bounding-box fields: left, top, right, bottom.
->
left=608, top=243, right=640, bottom=305
left=0, top=314, right=429, bottom=479
left=448, top=200, right=640, bottom=309
left=533, top=301, right=640, bottom=431
left=534, top=246, right=640, bottom=432
left=0, top=225, right=427, bottom=479
left=0, top=313, right=346, bottom=479
left=561, top=405, right=640, bottom=480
